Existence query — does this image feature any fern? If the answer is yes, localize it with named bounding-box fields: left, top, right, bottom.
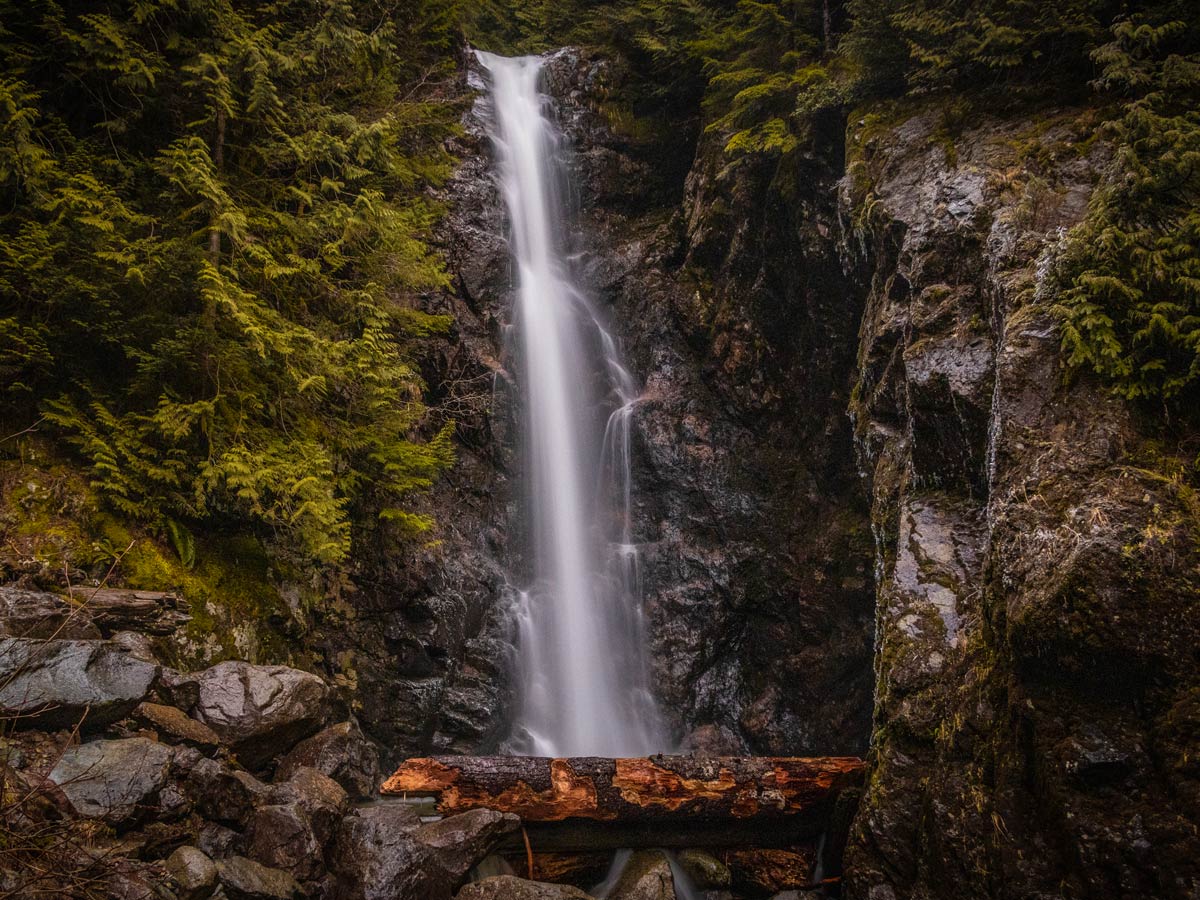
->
left=0, top=0, right=461, bottom=565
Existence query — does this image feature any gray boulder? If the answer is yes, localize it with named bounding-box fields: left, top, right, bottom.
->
left=329, top=804, right=520, bottom=900
left=166, top=846, right=218, bottom=900
left=455, top=876, right=593, bottom=899
left=193, top=661, right=332, bottom=769
left=157, top=667, right=202, bottom=712
left=0, top=586, right=99, bottom=638
left=0, top=638, right=158, bottom=730
left=274, top=720, right=379, bottom=799
left=49, top=736, right=171, bottom=826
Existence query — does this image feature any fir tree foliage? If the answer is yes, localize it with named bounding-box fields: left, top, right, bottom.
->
left=0, top=0, right=461, bottom=564
left=1054, top=8, right=1200, bottom=403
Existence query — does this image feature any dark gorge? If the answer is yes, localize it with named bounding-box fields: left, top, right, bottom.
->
left=1, top=2, right=1198, bottom=899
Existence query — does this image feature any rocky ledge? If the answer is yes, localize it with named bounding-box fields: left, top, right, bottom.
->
left=0, top=584, right=771, bottom=900
left=0, top=584, right=519, bottom=900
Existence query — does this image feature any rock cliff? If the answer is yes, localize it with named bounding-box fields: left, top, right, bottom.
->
left=839, top=104, right=1200, bottom=899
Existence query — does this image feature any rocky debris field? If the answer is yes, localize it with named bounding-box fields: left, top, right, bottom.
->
left=0, top=585, right=774, bottom=900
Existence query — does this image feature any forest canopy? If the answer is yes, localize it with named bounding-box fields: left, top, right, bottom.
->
left=1, top=0, right=1197, bottom=576
left=0, top=0, right=461, bottom=565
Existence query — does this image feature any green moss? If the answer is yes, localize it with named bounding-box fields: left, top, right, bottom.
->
left=1, top=438, right=307, bottom=671
left=98, top=514, right=299, bottom=668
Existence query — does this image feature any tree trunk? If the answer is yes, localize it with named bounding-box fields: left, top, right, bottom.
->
left=383, top=755, right=864, bottom=849
left=208, top=106, right=226, bottom=264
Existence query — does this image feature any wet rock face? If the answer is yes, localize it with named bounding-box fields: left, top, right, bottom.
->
left=0, top=638, right=159, bottom=729
left=50, top=737, right=172, bottom=826
left=323, top=48, right=515, bottom=765
left=426, top=46, right=875, bottom=756
left=840, top=108, right=1200, bottom=898
left=193, top=661, right=334, bottom=770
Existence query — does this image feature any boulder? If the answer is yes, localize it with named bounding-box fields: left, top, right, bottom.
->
left=49, top=736, right=171, bottom=826
left=675, top=850, right=731, bottom=890
left=606, top=851, right=676, bottom=900
left=0, top=586, right=99, bottom=638
left=216, top=856, right=299, bottom=900
left=198, top=821, right=241, bottom=860
left=186, top=756, right=271, bottom=824
left=271, top=766, right=347, bottom=843
left=166, top=846, right=218, bottom=900
left=329, top=803, right=439, bottom=900
left=193, top=661, right=332, bottom=769
left=454, top=876, right=592, bottom=899
left=135, top=702, right=220, bottom=750
left=412, top=809, right=521, bottom=884
left=246, top=767, right=348, bottom=881
left=0, top=638, right=158, bottom=729
left=275, top=720, right=379, bottom=799
left=246, top=802, right=325, bottom=883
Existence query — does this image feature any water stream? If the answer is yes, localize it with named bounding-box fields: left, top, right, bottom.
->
left=477, top=51, right=668, bottom=759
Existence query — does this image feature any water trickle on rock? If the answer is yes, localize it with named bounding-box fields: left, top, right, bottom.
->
left=477, top=51, right=667, bottom=758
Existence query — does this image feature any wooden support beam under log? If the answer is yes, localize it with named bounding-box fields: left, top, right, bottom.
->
left=382, top=755, right=865, bottom=851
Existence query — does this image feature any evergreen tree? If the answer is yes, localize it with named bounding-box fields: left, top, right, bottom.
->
left=1055, top=7, right=1200, bottom=405
left=0, top=0, right=461, bottom=564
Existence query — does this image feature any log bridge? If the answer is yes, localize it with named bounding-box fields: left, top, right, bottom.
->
left=382, top=755, right=865, bottom=855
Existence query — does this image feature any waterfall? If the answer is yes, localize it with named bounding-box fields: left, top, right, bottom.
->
left=478, top=51, right=668, bottom=758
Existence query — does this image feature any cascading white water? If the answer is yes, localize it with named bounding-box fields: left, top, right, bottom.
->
left=478, top=51, right=667, bottom=758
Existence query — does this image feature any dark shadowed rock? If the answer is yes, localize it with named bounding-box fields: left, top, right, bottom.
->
left=216, top=856, right=299, bottom=900
left=67, top=587, right=191, bottom=636
left=246, top=766, right=347, bottom=881
left=0, top=586, right=99, bottom=638
left=166, top=846, right=218, bottom=900
left=50, top=736, right=171, bottom=826
left=329, top=803, right=442, bottom=900
left=0, top=638, right=159, bottom=730
left=135, top=702, right=220, bottom=750
left=193, top=661, right=332, bottom=769
left=197, top=821, right=241, bottom=860
left=274, top=720, right=379, bottom=799
left=455, top=876, right=593, bottom=900
left=157, top=668, right=202, bottom=712
left=186, top=757, right=271, bottom=824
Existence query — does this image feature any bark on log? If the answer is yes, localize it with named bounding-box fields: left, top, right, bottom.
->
left=383, top=756, right=864, bottom=849
left=67, top=588, right=190, bottom=635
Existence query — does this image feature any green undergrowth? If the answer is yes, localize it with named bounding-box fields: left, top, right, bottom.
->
left=0, top=438, right=309, bottom=669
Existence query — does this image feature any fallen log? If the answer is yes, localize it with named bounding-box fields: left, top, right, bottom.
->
left=68, top=588, right=190, bottom=635
left=383, top=755, right=864, bottom=850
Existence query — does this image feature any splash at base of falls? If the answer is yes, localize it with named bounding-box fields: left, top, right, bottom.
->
left=477, top=50, right=670, bottom=759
